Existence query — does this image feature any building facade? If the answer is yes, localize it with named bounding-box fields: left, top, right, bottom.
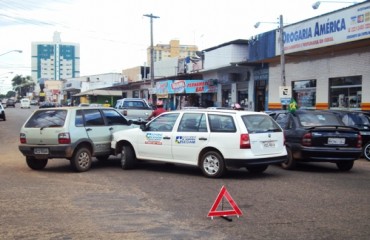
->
left=249, top=1, right=370, bottom=111
left=31, top=32, right=80, bottom=92
left=147, top=39, right=198, bottom=64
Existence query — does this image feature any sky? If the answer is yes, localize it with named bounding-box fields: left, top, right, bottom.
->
left=0, top=0, right=366, bottom=93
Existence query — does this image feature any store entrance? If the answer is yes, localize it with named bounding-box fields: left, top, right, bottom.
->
left=255, top=80, right=267, bottom=112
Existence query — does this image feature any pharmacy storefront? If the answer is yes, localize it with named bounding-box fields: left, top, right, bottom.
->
left=268, top=1, right=370, bottom=110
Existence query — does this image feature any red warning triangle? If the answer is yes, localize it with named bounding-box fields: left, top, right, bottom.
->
left=207, top=185, right=243, bottom=218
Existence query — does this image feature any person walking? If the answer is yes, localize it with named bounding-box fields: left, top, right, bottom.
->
left=147, top=100, right=166, bottom=120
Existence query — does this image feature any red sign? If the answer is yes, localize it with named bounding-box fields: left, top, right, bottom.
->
left=207, top=185, right=243, bottom=218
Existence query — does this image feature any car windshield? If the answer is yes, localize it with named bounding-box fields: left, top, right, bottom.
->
left=297, top=112, right=342, bottom=127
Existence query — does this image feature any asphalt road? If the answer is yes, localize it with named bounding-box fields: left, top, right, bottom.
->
left=1, top=105, right=370, bottom=240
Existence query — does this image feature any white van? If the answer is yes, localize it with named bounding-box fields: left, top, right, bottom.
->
left=20, top=98, right=31, bottom=109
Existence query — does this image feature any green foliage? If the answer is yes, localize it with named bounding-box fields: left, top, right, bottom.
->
left=11, top=75, right=35, bottom=97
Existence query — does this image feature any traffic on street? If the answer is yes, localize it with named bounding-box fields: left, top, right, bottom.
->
left=1, top=105, right=370, bottom=240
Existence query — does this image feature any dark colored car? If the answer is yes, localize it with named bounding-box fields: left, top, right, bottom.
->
left=39, top=102, right=56, bottom=108
left=329, top=110, right=370, bottom=161
left=0, top=103, right=6, bottom=121
left=6, top=99, right=16, bottom=108
left=274, top=110, right=362, bottom=171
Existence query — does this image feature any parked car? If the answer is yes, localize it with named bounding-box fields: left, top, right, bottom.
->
left=111, top=109, right=287, bottom=178
left=274, top=109, right=362, bottom=171
left=0, top=103, right=6, bottom=121
left=18, top=107, right=140, bottom=172
left=39, top=102, right=56, bottom=108
left=329, top=110, right=370, bottom=161
left=20, top=98, right=31, bottom=109
left=114, top=98, right=153, bottom=120
left=5, top=99, right=15, bottom=108
left=30, top=99, right=38, bottom=105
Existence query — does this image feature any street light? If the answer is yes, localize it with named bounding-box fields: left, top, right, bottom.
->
left=0, top=71, right=13, bottom=76
left=0, top=49, right=22, bottom=57
left=143, top=13, right=159, bottom=103
left=254, top=21, right=278, bottom=29
left=312, top=1, right=358, bottom=9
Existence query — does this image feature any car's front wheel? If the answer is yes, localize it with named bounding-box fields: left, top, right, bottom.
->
left=200, top=151, right=225, bottom=178
left=281, top=148, right=296, bottom=170
left=121, top=145, right=136, bottom=170
left=336, top=161, right=354, bottom=171
left=363, top=142, right=370, bottom=161
left=70, top=147, right=92, bottom=172
left=26, top=157, right=48, bottom=170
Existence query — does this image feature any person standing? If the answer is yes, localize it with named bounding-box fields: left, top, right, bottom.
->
left=147, top=100, right=166, bottom=120
left=103, top=100, right=110, bottom=107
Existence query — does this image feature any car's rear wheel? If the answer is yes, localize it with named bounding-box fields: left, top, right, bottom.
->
left=246, top=165, right=268, bottom=174
left=200, top=151, right=225, bottom=178
left=70, top=147, right=92, bottom=172
left=336, top=161, right=354, bottom=171
left=121, top=145, right=136, bottom=169
left=281, top=148, right=296, bottom=170
left=363, top=142, right=370, bottom=161
left=26, top=157, right=48, bottom=170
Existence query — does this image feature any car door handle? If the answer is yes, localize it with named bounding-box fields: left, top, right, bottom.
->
left=199, top=137, right=207, bottom=141
left=86, top=128, right=92, bottom=131
left=163, top=136, right=171, bottom=139
left=109, top=127, right=113, bottom=131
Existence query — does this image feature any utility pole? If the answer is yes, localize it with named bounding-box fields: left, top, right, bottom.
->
left=143, top=13, right=159, bottom=103
left=279, top=15, right=286, bottom=88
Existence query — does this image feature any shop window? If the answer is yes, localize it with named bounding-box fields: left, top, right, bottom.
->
left=292, top=80, right=316, bottom=109
left=133, top=90, right=140, bottom=98
left=329, top=76, right=362, bottom=109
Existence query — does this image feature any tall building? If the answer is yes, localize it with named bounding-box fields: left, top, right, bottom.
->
left=31, top=32, right=80, bottom=91
left=147, top=39, right=198, bottom=64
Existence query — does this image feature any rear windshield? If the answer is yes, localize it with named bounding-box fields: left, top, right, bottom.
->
left=25, top=110, right=67, bottom=128
left=242, top=115, right=282, bottom=133
left=297, top=112, right=342, bottom=127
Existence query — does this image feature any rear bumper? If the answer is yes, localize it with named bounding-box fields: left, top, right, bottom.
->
left=297, top=147, right=362, bottom=161
left=225, top=155, right=287, bottom=168
left=18, top=145, right=74, bottom=159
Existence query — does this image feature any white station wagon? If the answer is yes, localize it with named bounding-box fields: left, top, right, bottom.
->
left=111, top=109, right=287, bottom=178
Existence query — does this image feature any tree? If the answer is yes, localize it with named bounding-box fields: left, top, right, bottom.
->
left=11, top=75, right=35, bottom=98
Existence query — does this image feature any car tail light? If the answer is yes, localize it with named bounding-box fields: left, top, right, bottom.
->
left=20, top=133, right=26, bottom=144
left=302, top=132, right=312, bottom=146
left=240, top=134, right=251, bottom=149
left=58, top=133, right=71, bottom=144
left=357, top=134, right=362, bottom=148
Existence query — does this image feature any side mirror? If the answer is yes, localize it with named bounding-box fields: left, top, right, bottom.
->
left=140, top=124, right=147, bottom=131
left=127, top=120, right=133, bottom=126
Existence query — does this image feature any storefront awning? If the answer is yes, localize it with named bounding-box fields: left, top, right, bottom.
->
left=73, top=89, right=123, bottom=97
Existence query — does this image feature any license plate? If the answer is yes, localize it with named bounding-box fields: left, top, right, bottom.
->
left=34, top=148, right=49, bottom=154
left=263, top=141, right=275, bottom=148
left=328, top=138, right=345, bottom=144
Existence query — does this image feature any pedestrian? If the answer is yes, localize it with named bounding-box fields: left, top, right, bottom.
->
left=103, top=100, right=110, bottom=107
left=147, top=100, right=166, bottom=120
